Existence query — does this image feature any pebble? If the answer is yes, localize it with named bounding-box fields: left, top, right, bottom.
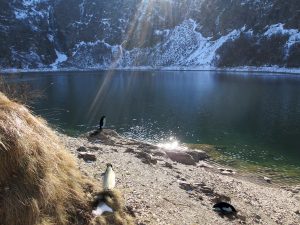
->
left=178, top=181, right=194, bottom=191
left=198, top=162, right=213, bottom=168
left=164, top=162, right=173, bottom=169
left=89, top=146, right=101, bottom=151
left=221, top=171, right=232, bottom=175
left=263, top=177, right=272, bottom=183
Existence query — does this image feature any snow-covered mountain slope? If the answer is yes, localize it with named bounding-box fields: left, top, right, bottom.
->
left=0, top=0, right=299, bottom=70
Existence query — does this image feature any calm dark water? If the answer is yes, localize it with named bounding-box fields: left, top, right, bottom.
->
left=3, top=71, right=300, bottom=171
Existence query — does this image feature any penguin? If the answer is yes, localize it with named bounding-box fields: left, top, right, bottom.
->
left=213, top=202, right=236, bottom=214
left=99, top=116, right=106, bottom=130
left=103, top=163, right=115, bottom=190
left=92, top=201, right=113, bottom=216
left=90, top=116, right=106, bottom=137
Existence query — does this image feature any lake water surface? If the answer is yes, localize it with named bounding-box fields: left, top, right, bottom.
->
left=4, top=71, right=300, bottom=181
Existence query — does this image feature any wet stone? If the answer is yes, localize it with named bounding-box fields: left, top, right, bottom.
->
left=125, top=148, right=135, bottom=153
left=164, top=162, right=173, bottom=169
left=78, top=152, right=97, bottom=161
left=77, top=146, right=87, bottom=152
left=263, top=177, right=272, bottom=183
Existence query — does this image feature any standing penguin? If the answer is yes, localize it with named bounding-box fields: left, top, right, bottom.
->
left=89, top=116, right=106, bottom=137
left=99, top=116, right=106, bottom=130
left=103, top=163, right=115, bottom=190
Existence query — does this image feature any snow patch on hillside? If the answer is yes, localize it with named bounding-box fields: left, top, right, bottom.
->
left=120, top=19, right=242, bottom=67
left=51, top=50, right=68, bottom=69
left=264, top=23, right=300, bottom=56
left=264, top=23, right=300, bottom=38
left=186, top=28, right=241, bottom=66
left=15, top=10, right=28, bottom=20
left=61, top=19, right=245, bottom=69
left=14, top=0, right=49, bottom=20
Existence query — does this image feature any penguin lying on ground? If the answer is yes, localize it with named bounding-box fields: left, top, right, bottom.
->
left=213, top=202, right=236, bottom=214
left=92, top=201, right=113, bottom=216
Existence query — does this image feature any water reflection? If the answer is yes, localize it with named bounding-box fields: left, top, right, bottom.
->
left=3, top=71, right=300, bottom=169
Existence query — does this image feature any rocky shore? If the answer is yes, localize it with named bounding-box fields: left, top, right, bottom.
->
left=61, top=129, right=300, bottom=225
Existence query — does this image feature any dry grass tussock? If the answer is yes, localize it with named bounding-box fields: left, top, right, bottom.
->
left=0, top=93, right=134, bottom=225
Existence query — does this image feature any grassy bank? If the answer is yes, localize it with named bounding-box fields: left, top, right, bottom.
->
left=0, top=93, right=134, bottom=225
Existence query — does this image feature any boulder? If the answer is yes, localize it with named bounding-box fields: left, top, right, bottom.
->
left=178, top=181, right=194, bottom=191
left=187, top=149, right=209, bottom=162
left=78, top=152, right=97, bottom=161
left=165, top=150, right=196, bottom=165
left=164, top=162, right=173, bottom=169
left=135, top=152, right=157, bottom=165
left=86, top=129, right=121, bottom=145
left=125, top=148, right=135, bottom=153
left=151, top=149, right=167, bottom=157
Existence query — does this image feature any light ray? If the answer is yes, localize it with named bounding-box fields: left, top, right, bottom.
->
left=87, top=0, right=173, bottom=124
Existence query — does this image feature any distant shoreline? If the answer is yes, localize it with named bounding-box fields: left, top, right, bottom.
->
left=1, top=66, right=300, bottom=75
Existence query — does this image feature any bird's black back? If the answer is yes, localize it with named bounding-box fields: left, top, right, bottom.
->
left=213, top=202, right=236, bottom=213
left=99, top=116, right=106, bottom=129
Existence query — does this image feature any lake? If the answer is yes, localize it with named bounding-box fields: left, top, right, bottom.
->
left=3, top=70, right=300, bottom=181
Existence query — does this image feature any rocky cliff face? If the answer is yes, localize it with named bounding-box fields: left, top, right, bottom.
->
left=0, top=0, right=299, bottom=70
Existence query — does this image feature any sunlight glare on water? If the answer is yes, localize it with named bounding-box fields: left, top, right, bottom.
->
left=157, top=137, right=187, bottom=151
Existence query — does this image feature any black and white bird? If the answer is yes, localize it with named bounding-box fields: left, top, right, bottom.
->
left=92, top=201, right=113, bottom=216
left=99, top=116, right=106, bottom=130
left=103, top=163, right=115, bottom=190
left=213, top=202, right=236, bottom=214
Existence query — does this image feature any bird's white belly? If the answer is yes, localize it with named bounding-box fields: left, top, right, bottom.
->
left=92, top=202, right=113, bottom=216
left=103, top=170, right=116, bottom=190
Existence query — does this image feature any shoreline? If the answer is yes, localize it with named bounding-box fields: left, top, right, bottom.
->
left=1, top=66, right=300, bottom=75
left=61, top=129, right=300, bottom=225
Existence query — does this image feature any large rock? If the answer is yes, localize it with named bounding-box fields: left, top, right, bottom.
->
left=165, top=150, right=196, bottom=165
left=87, top=129, right=122, bottom=145
left=135, top=152, right=157, bottom=165
left=144, top=148, right=167, bottom=157
left=78, top=152, right=97, bottom=161
left=187, top=149, right=209, bottom=162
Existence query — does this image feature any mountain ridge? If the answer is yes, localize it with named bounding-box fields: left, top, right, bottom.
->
left=0, top=0, right=299, bottom=70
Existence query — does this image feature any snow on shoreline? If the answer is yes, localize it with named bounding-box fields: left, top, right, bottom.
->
left=1, top=65, right=300, bottom=75
left=50, top=50, right=68, bottom=69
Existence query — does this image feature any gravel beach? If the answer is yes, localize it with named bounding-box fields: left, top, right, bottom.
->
left=61, top=129, right=300, bottom=225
